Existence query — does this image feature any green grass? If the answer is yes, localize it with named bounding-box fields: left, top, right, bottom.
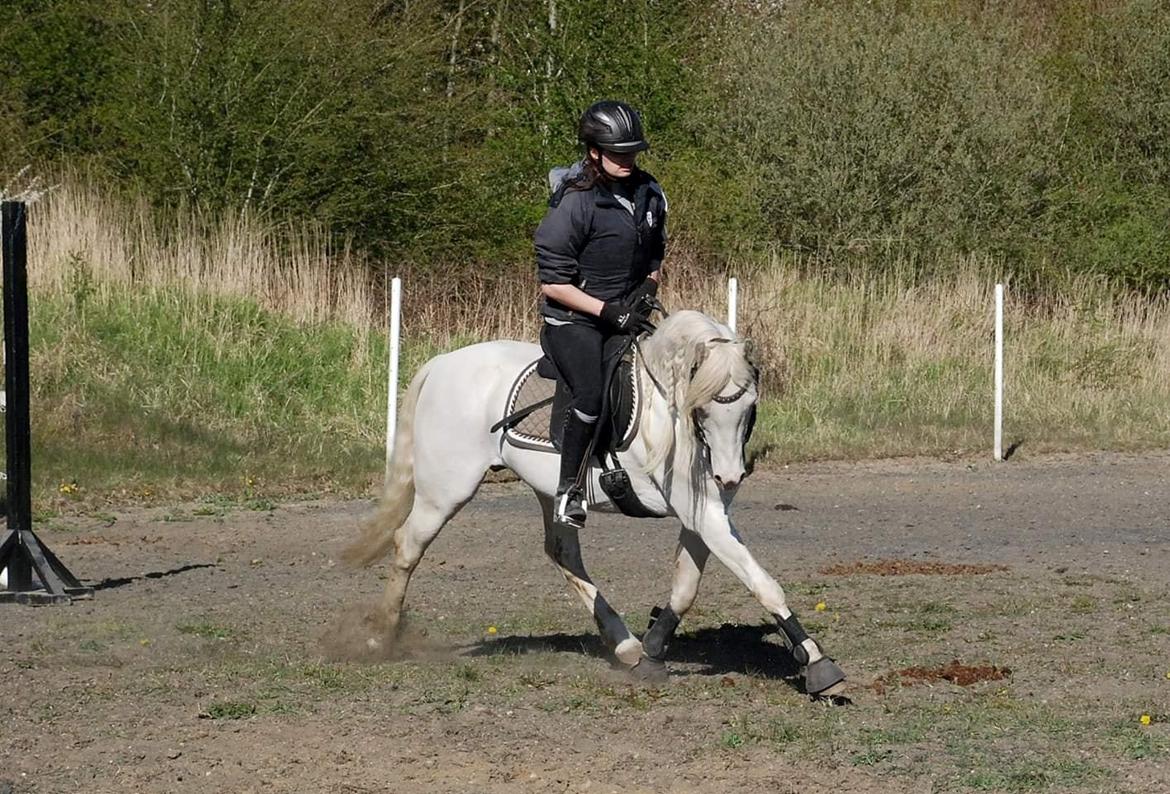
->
left=958, top=759, right=1113, bottom=791
left=720, top=729, right=746, bottom=749
left=16, top=262, right=1170, bottom=508
left=26, top=286, right=450, bottom=505
left=710, top=694, right=1126, bottom=790
left=202, top=701, right=257, bottom=720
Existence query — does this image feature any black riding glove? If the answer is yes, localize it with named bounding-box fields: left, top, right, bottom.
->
left=599, top=301, right=647, bottom=334
left=627, top=276, right=659, bottom=306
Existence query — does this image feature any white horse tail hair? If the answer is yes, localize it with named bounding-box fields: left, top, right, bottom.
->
left=342, top=358, right=434, bottom=568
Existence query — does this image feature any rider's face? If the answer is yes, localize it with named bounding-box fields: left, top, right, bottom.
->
left=593, top=148, right=637, bottom=179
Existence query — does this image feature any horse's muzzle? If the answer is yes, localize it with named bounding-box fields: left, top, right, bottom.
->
left=713, top=472, right=744, bottom=491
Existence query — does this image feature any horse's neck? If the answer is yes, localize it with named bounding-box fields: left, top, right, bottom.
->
left=632, top=355, right=718, bottom=519
left=635, top=351, right=664, bottom=403
left=633, top=356, right=691, bottom=462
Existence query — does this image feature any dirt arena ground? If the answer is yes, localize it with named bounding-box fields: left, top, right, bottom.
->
left=3, top=452, right=1169, bottom=793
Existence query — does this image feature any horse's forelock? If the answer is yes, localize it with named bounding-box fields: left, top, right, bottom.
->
left=683, top=341, right=751, bottom=412
left=642, top=311, right=756, bottom=413
left=638, top=310, right=756, bottom=474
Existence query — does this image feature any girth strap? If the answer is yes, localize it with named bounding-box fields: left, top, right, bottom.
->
left=490, top=395, right=555, bottom=434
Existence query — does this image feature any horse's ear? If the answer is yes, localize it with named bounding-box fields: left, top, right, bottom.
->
left=742, top=338, right=761, bottom=372
left=689, top=340, right=711, bottom=380
left=742, top=337, right=757, bottom=362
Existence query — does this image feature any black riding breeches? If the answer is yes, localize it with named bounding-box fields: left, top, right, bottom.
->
left=540, top=321, right=625, bottom=425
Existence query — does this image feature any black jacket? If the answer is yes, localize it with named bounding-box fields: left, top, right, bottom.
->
left=535, top=167, right=667, bottom=325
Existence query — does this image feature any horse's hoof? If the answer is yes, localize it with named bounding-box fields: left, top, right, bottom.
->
left=806, top=657, right=848, bottom=701
left=813, top=681, right=851, bottom=706
left=628, top=655, right=670, bottom=684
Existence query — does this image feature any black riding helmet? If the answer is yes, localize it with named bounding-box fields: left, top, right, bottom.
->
left=578, top=100, right=650, bottom=154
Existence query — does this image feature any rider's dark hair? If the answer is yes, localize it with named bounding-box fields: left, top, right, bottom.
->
left=569, top=148, right=637, bottom=192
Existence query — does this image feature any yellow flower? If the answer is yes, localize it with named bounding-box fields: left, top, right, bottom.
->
left=58, top=481, right=78, bottom=494
left=1140, top=714, right=1151, bottom=726
left=486, top=626, right=498, bottom=635
left=814, top=601, right=827, bottom=612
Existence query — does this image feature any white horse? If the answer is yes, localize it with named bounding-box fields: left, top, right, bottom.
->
left=345, top=309, right=846, bottom=698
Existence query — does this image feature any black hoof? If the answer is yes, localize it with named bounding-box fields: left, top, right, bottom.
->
left=628, top=655, right=669, bottom=684
left=805, top=657, right=847, bottom=700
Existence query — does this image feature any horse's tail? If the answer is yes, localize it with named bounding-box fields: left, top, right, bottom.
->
left=342, top=358, right=434, bottom=568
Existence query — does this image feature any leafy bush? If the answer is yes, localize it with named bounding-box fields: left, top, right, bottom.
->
left=2, top=0, right=1170, bottom=286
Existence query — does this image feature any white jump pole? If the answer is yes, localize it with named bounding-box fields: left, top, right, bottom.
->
left=385, top=276, right=402, bottom=480
left=993, top=282, right=1004, bottom=461
left=727, top=277, right=738, bottom=334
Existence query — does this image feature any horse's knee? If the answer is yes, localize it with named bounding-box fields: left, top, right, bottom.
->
left=393, top=505, right=449, bottom=569
left=697, top=524, right=790, bottom=614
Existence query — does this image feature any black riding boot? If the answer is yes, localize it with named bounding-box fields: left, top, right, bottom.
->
left=554, top=412, right=595, bottom=527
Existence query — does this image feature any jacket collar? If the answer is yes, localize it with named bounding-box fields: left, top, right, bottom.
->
left=594, top=171, right=652, bottom=209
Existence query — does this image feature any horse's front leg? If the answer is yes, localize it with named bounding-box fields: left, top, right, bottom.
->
left=539, top=496, right=643, bottom=667
left=630, top=527, right=710, bottom=682
left=686, top=503, right=847, bottom=698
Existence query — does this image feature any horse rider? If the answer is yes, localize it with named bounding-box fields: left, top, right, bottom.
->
left=535, top=99, right=669, bottom=528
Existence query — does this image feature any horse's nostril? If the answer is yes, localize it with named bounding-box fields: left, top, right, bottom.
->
left=716, top=474, right=742, bottom=490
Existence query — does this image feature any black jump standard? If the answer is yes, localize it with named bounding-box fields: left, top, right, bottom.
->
left=0, top=200, right=93, bottom=605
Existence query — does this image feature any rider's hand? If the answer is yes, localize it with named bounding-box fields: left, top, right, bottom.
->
left=627, top=277, right=659, bottom=308
left=599, top=301, right=648, bottom=334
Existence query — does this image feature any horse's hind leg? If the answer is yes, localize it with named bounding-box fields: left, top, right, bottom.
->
left=374, top=500, right=453, bottom=641
left=539, top=495, right=643, bottom=666
left=374, top=457, right=484, bottom=646
left=632, top=528, right=711, bottom=680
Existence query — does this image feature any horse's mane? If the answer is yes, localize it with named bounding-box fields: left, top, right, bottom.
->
left=637, top=310, right=758, bottom=472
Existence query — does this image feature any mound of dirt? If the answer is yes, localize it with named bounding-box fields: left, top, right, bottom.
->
left=820, top=559, right=1008, bottom=576
left=871, top=659, right=1012, bottom=694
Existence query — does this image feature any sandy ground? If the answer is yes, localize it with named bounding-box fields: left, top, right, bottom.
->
left=2, top=451, right=1169, bottom=793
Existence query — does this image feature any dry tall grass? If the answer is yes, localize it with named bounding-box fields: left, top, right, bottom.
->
left=28, top=181, right=375, bottom=334
left=23, top=179, right=1170, bottom=461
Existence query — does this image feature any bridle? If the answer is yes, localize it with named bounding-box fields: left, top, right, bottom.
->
left=692, top=381, right=758, bottom=459
left=712, top=384, right=750, bottom=404
left=632, top=313, right=759, bottom=458
left=693, top=344, right=760, bottom=455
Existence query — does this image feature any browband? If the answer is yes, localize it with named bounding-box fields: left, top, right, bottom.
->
left=712, top=384, right=749, bottom=404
